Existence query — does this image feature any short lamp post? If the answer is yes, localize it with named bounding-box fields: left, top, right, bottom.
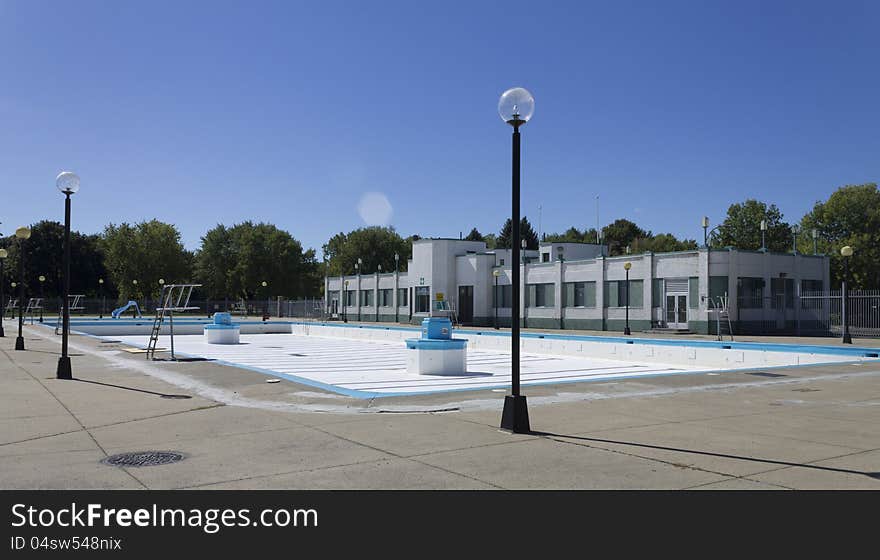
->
left=10, top=283, right=16, bottom=319
left=841, top=245, right=853, bottom=344
left=356, top=258, right=362, bottom=322
left=261, top=281, right=268, bottom=319
left=376, top=264, right=381, bottom=322
left=394, top=253, right=400, bottom=324
left=343, top=280, right=349, bottom=323
left=14, top=226, right=31, bottom=351
left=623, top=262, right=632, bottom=335
left=492, top=268, right=501, bottom=330
left=498, top=86, right=534, bottom=433
left=0, top=248, right=7, bottom=337
left=98, top=278, right=105, bottom=319
left=702, top=216, right=710, bottom=248
left=56, top=171, right=79, bottom=379
left=38, top=275, right=45, bottom=322
left=557, top=246, right=565, bottom=330
left=760, top=219, right=767, bottom=252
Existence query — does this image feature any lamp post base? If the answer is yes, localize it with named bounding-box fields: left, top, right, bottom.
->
left=843, top=333, right=853, bottom=344
left=0, top=325, right=4, bottom=337
left=624, top=326, right=631, bottom=335
left=56, top=356, right=72, bottom=380
left=15, top=336, right=25, bottom=350
left=500, top=395, right=531, bottom=433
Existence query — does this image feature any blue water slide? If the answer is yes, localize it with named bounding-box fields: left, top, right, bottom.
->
left=111, top=300, right=142, bottom=319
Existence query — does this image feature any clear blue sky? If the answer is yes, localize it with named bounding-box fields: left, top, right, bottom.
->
left=1, top=0, right=878, bottom=255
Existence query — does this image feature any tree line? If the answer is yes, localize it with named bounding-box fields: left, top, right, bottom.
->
left=2, top=183, right=877, bottom=300
left=0, top=220, right=322, bottom=302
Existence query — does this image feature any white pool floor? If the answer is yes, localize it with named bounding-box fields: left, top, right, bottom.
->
left=113, top=333, right=706, bottom=397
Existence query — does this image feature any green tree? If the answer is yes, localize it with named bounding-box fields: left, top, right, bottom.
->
left=497, top=217, right=539, bottom=249
left=713, top=199, right=789, bottom=252
left=1, top=221, right=108, bottom=299
left=482, top=233, right=497, bottom=249
left=464, top=228, right=484, bottom=242
left=322, top=226, right=411, bottom=277
left=603, top=219, right=649, bottom=256
left=642, top=233, right=698, bottom=253
left=799, top=183, right=880, bottom=288
left=196, top=222, right=319, bottom=299
left=103, top=220, right=192, bottom=302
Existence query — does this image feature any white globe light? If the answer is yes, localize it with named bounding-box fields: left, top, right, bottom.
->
left=56, top=171, right=80, bottom=195
left=498, top=87, right=535, bottom=124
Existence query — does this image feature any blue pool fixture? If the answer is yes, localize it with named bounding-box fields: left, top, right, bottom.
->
left=204, top=312, right=240, bottom=344
left=405, top=317, right=468, bottom=375
left=111, top=300, right=142, bottom=319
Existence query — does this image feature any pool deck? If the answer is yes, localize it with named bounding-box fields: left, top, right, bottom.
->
left=3, top=319, right=880, bottom=489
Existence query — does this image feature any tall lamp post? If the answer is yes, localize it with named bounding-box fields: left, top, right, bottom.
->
left=841, top=245, right=853, bottom=344
left=498, top=86, right=534, bottom=433
left=376, top=264, right=381, bottom=322
left=14, top=226, right=31, bottom=351
left=98, top=278, right=105, bottom=319
left=760, top=219, right=767, bottom=252
left=10, top=283, right=16, bottom=319
left=0, top=248, right=7, bottom=337
left=56, top=171, right=79, bottom=378
left=812, top=228, right=819, bottom=255
left=492, top=268, right=501, bottom=330
left=792, top=224, right=800, bottom=254
left=623, top=262, right=632, bottom=335
left=702, top=216, right=709, bottom=248
left=38, top=275, right=45, bottom=322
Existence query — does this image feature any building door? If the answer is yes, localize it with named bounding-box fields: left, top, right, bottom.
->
left=665, top=279, right=689, bottom=329
left=458, top=286, right=474, bottom=325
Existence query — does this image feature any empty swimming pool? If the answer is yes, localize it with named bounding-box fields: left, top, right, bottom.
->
left=62, top=320, right=880, bottom=398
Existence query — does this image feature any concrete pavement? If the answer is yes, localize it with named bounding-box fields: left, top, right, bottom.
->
left=2, top=319, right=880, bottom=489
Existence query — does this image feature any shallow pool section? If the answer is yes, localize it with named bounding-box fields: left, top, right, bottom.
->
left=100, top=322, right=880, bottom=398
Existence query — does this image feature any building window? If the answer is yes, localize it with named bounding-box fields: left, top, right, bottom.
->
left=415, top=286, right=430, bottom=313
left=738, top=277, right=764, bottom=308
left=499, top=258, right=505, bottom=266
left=493, top=285, right=512, bottom=308
left=564, top=282, right=596, bottom=307
left=604, top=280, right=643, bottom=308
left=378, top=289, right=392, bottom=307
left=344, top=290, right=356, bottom=307
left=360, top=290, right=373, bottom=307
left=398, top=288, right=408, bottom=307
left=542, top=253, right=550, bottom=263
left=527, top=283, right=555, bottom=308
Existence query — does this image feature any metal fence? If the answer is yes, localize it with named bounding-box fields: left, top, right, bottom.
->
left=799, top=289, right=880, bottom=338
left=2, top=297, right=328, bottom=322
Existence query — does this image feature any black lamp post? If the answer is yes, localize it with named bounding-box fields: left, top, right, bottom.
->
left=38, top=275, right=45, bottom=323
left=56, top=171, right=79, bottom=379
left=493, top=268, right=501, bottom=330
left=356, top=258, right=362, bottom=322
left=499, top=86, right=534, bottom=434
left=394, top=253, right=400, bottom=324
left=343, top=280, right=349, bottom=323
left=841, top=245, right=853, bottom=344
left=0, top=248, right=7, bottom=337
left=623, top=262, right=632, bottom=335
left=98, top=278, right=105, bottom=319
left=557, top=246, right=565, bottom=331
left=14, top=226, right=31, bottom=351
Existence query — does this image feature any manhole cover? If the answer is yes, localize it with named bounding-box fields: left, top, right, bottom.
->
left=102, top=451, right=185, bottom=468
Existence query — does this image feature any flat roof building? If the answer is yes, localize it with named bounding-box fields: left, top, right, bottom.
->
left=325, top=238, right=830, bottom=335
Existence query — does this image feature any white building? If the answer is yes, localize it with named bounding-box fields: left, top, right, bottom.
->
left=325, top=238, right=830, bottom=335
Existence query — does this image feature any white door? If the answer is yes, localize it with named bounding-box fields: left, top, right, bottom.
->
left=665, top=279, right=689, bottom=329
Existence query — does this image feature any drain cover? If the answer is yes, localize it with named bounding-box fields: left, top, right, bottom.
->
left=102, top=451, right=184, bottom=468
left=744, top=371, right=787, bottom=378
